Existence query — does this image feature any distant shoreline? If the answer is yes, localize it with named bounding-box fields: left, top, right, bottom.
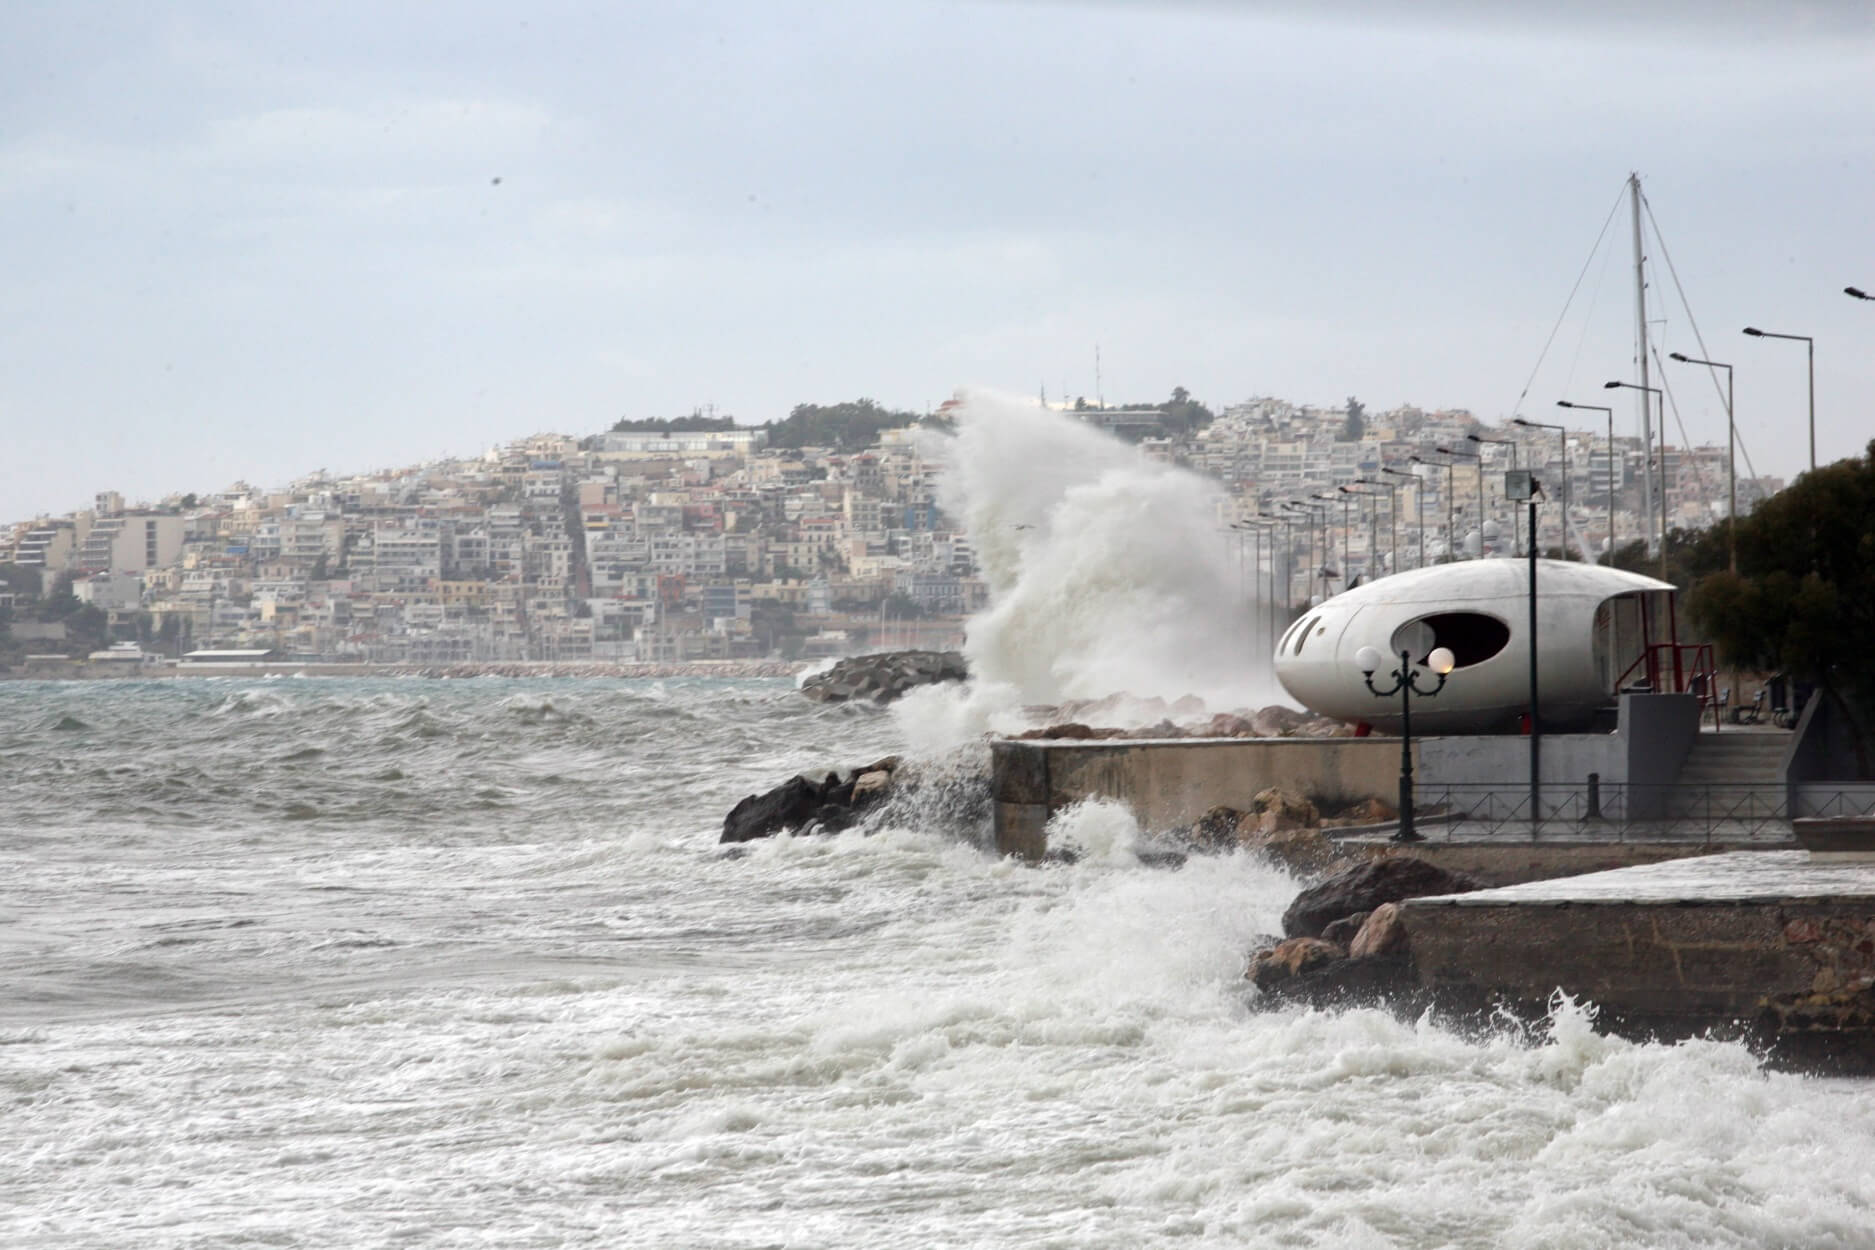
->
left=3, top=659, right=811, bottom=682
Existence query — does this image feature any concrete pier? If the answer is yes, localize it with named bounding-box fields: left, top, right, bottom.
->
left=1401, top=851, right=1875, bottom=1070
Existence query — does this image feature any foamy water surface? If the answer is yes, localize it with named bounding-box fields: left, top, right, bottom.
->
left=4, top=677, right=1873, bottom=1248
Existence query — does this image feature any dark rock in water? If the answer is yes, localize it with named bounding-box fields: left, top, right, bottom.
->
left=721, top=775, right=825, bottom=843
left=1246, top=937, right=1346, bottom=990
left=1320, top=910, right=1373, bottom=946
left=1134, top=848, right=1189, bottom=870
left=1281, top=856, right=1484, bottom=939
left=800, top=650, right=968, bottom=705
left=805, top=804, right=858, bottom=835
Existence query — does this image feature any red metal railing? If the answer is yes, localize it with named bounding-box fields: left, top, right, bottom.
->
left=1617, top=642, right=1724, bottom=729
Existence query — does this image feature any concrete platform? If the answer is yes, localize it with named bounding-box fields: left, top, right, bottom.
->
left=1400, top=851, right=1875, bottom=1071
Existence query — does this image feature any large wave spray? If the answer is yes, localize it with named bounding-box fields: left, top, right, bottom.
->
left=928, top=390, right=1279, bottom=710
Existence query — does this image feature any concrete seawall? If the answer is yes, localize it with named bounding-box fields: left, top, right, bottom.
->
left=992, top=737, right=1406, bottom=859
left=1400, top=851, right=1875, bottom=1070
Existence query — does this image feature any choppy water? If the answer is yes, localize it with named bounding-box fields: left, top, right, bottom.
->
left=4, top=677, right=1873, bottom=1249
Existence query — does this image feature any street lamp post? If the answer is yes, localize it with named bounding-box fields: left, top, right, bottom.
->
left=1848, top=287, right=1873, bottom=301
left=1339, top=485, right=1386, bottom=583
left=1382, top=466, right=1425, bottom=568
left=1436, top=446, right=1483, bottom=559
left=1354, top=477, right=1402, bottom=576
left=1357, top=643, right=1456, bottom=843
left=1513, top=417, right=1572, bottom=560
left=1604, top=380, right=1667, bottom=578
left=1556, top=402, right=1614, bottom=562
left=1743, top=326, right=1814, bottom=472
left=1667, top=352, right=1737, bottom=574
left=1468, top=434, right=1520, bottom=555
left=1285, top=499, right=1334, bottom=602
left=1410, top=454, right=1457, bottom=562
left=1313, top=492, right=1352, bottom=587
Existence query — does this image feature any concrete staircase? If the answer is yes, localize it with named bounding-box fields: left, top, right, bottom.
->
left=1667, top=731, right=1790, bottom=823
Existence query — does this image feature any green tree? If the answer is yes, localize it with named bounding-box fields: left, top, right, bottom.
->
left=609, top=412, right=739, bottom=434
left=1341, top=397, right=1367, bottom=442
left=765, top=399, right=925, bottom=452
left=1686, top=442, right=1875, bottom=757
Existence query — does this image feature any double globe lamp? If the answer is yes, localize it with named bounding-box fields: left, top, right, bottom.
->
left=1356, top=644, right=1457, bottom=842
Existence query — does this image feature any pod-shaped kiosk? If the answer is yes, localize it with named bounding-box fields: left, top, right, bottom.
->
left=1273, top=559, right=1679, bottom=734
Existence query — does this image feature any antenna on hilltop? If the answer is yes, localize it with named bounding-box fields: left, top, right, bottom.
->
left=1095, top=344, right=1104, bottom=409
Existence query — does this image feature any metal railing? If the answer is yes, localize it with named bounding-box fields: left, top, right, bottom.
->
left=1389, top=781, right=1834, bottom=844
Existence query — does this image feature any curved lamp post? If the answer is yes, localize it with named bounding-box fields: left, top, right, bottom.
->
left=1435, top=446, right=1482, bottom=558
left=1556, top=401, right=1614, bottom=562
left=1357, top=643, right=1456, bottom=842
left=1381, top=465, right=1425, bottom=569
left=1467, top=433, right=1519, bottom=555
left=1847, top=287, right=1872, bottom=301
left=1513, top=417, right=1571, bottom=559
left=1353, top=477, right=1402, bottom=576
left=1743, top=326, right=1814, bottom=472
left=1604, top=379, right=1668, bottom=578
left=1666, top=351, right=1737, bottom=573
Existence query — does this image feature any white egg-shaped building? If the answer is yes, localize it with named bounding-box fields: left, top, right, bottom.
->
left=1273, top=559, right=1679, bottom=734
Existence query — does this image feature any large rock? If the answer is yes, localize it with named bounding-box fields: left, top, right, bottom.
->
left=721, top=775, right=827, bottom=843
left=1349, top=902, right=1409, bottom=959
left=1246, top=937, right=1346, bottom=991
left=1281, top=856, right=1484, bottom=938
left=1247, top=786, right=1319, bottom=834
left=799, top=650, right=968, bottom=704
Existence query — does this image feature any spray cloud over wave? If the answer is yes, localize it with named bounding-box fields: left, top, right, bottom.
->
left=927, top=390, right=1279, bottom=711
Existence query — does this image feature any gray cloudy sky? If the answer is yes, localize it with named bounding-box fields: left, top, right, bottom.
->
left=4, top=1, right=1872, bottom=518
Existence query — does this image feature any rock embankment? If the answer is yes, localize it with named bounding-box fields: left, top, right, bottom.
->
left=799, top=651, right=968, bottom=704
left=1245, top=856, right=1484, bottom=1005
left=721, top=756, right=905, bottom=843
left=1010, top=705, right=1350, bottom=741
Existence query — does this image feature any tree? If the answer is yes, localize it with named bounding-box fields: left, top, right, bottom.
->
left=765, top=399, right=924, bottom=452
left=609, top=413, right=738, bottom=434
left=1686, top=441, right=1875, bottom=758
left=1341, top=397, right=1367, bottom=442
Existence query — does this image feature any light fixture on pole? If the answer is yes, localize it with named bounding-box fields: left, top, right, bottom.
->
left=1410, top=454, right=1457, bottom=562
left=1847, top=287, right=1873, bottom=302
left=1381, top=466, right=1425, bottom=569
left=1666, top=352, right=1737, bottom=574
left=1512, top=417, right=1572, bottom=560
left=1339, top=484, right=1387, bottom=583
left=1468, top=433, right=1520, bottom=555
left=1354, top=477, right=1402, bottom=576
left=1435, top=446, right=1483, bottom=559
left=1603, top=380, right=1668, bottom=578
left=1743, top=326, right=1815, bottom=472
left=1357, top=643, right=1456, bottom=843
left=1555, top=401, right=1615, bottom=563
left=1284, top=499, right=1334, bottom=602
left=1313, top=492, right=1352, bottom=586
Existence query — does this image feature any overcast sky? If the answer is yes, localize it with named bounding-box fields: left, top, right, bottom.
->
left=4, top=1, right=1872, bottom=518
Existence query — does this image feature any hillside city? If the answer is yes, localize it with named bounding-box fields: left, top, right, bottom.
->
left=0, top=393, right=1779, bottom=672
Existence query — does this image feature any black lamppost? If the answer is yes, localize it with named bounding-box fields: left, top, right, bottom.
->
left=1513, top=417, right=1571, bottom=559
left=1666, top=351, right=1737, bottom=574
left=1312, top=492, right=1352, bottom=586
left=1847, top=287, right=1873, bottom=301
left=1353, top=477, right=1401, bottom=576
left=1339, top=484, right=1387, bottom=583
left=1556, top=401, right=1614, bottom=562
left=1357, top=642, right=1456, bottom=843
left=1604, top=379, right=1667, bottom=578
left=1436, top=446, right=1483, bottom=558
left=1743, top=326, right=1814, bottom=472
left=1381, top=465, right=1425, bottom=568
left=1467, top=433, right=1520, bottom=555
left=1410, top=454, right=1456, bottom=561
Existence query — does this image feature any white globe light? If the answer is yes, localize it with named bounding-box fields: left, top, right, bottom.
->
left=1355, top=645, right=1383, bottom=674
left=1428, top=646, right=1457, bottom=675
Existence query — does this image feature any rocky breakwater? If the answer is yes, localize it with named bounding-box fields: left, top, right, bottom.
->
left=721, top=756, right=906, bottom=843
left=1246, top=856, right=1486, bottom=1007
left=799, top=650, right=968, bottom=705
left=1010, top=703, right=1350, bottom=741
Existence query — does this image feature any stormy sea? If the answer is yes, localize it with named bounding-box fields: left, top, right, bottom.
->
left=7, top=399, right=1874, bottom=1247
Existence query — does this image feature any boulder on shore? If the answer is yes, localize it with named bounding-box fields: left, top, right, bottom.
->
left=721, top=757, right=912, bottom=843
left=799, top=650, right=968, bottom=705
left=1280, top=856, right=1484, bottom=939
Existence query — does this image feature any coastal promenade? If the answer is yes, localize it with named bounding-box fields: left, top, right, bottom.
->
left=4, top=658, right=809, bottom=681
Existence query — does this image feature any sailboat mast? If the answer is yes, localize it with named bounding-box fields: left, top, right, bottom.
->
left=1629, top=172, right=1656, bottom=566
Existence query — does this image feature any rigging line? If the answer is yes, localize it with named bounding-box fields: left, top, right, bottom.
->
left=1640, top=191, right=1761, bottom=483
left=1508, top=180, right=1627, bottom=419
left=1651, top=344, right=1720, bottom=512
left=1560, top=211, right=1624, bottom=401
